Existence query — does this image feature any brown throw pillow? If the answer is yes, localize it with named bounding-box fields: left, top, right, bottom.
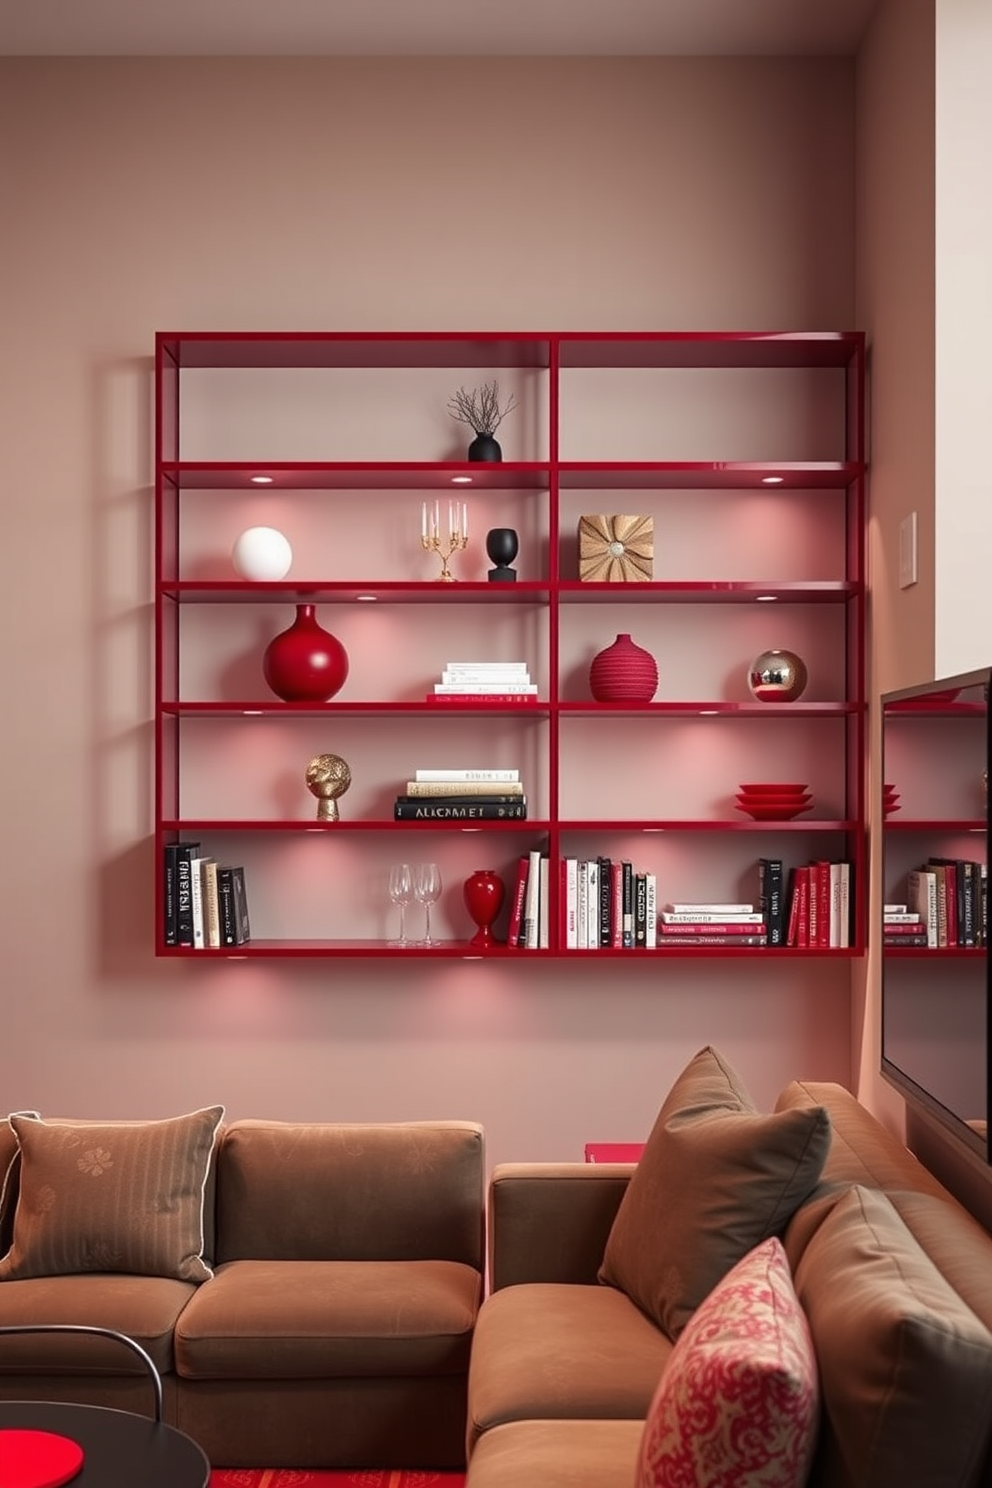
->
left=794, top=1184, right=992, bottom=1488
left=599, top=1046, right=831, bottom=1339
left=0, top=1106, right=224, bottom=1283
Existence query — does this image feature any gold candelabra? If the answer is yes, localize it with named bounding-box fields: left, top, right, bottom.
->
left=421, top=499, right=469, bottom=582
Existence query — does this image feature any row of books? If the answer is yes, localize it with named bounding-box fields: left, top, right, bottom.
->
left=780, top=859, right=853, bottom=948
left=426, top=660, right=538, bottom=704
left=905, top=859, right=987, bottom=947
left=560, top=857, right=660, bottom=949
left=395, top=767, right=528, bottom=820
left=164, top=842, right=251, bottom=949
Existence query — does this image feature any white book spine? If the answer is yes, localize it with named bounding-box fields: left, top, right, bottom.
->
left=839, top=862, right=851, bottom=948
left=445, top=661, right=529, bottom=672
left=522, top=849, right=542, bottom=949
left=565, top=858, right=578, bottom=950
left=882, top=911, right=919, bottom=923
left=666, top=902, right=753, bottom=914
left=441, top=670, right=531, bottom=684
left=883, top=904, right=908, bottom=915
left=645, top=873, right=657, bottom=948
left=576, top=861, right=588, bottom=949
left=414, top=769, right=520, bottom=782
left=433, top=682, right=538, bottom=694
left=189, top=856, right=209, bottom=949
left=404, top=780, right=524, bottom=797
left=586, top=859, right=599, bottom=949
left=907, top=870, right=938, bottom=947
left=659, top=910, right=765, bottom=925
left=538, top=858, right=549, bottom=949
left=829, top=863, right=842, bottom=947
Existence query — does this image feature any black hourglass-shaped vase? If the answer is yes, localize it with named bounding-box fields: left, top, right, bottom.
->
left=486, top=528, right=519, bottom=583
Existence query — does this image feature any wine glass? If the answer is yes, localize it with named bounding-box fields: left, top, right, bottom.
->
left=413, top=862, right=443, bottom=946
left=387, top=862, right=413, bottom=946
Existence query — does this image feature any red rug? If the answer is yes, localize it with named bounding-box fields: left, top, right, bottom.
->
left=209, top=1474, right=465, bottom=1487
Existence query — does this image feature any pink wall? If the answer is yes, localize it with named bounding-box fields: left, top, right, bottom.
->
left=0, top=57, right=858, bottom=1166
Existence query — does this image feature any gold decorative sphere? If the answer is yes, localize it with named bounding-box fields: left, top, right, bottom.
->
left=305, top=753, right=352, bottom=821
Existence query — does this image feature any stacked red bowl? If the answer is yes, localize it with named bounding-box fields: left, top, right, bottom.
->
left=736, top=782, right=812, bottom=821
left=882, top=783, right=900, bottom=816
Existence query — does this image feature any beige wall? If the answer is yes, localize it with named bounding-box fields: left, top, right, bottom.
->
left=0, top=57, right=858, bottom=1164
left=854, top=0, right=936, bottom=1131
left=935, top=0, right=992, bottom=674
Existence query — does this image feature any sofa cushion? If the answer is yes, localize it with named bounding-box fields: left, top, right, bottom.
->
left=174, top=1258, right=481, bottom=1379
left=0, top=1272, right=199, bottom=1373
left=793, top=1183, right=992, bottom=1488
left=635, top=1236, right=818, bottom=1488
left=0, top=1106, right=224, bottom=1284
left=466, top=1420, right=645, bottom=1488
left=215, top=1119, right=484, bottom=1267
left=0, top=1117, right=20, bottom=1255
left=467, top=1281, right=673, bottom=1453
left=599, top=1046, right=831, bottom=1339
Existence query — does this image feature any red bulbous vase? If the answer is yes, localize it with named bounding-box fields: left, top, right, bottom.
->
left=262, top=604, right=349, bottom=702
left=589, top=632, right=658, bottom=703
left=463, top=869, right=506, bottom=949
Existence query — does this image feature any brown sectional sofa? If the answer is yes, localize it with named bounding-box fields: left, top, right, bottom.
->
left=6, top=1074, right=992, bottom=1485
left=0, top=1116, right=485, bottom=1468
left=465, top=1079, right=992, bottom=1488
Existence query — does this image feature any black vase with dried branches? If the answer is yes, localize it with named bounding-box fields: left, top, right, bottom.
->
left=447, top=379, right=518, bottom=461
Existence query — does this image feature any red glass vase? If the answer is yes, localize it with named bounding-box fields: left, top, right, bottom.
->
left=463, top=869, right=506, bottom=949
left=589, top=632, right=658, bottom=703
left=262, top=604, right=349, bottom=702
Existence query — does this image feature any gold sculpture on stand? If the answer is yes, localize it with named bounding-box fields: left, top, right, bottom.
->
left=421, top=499, right=469, bottom=581
left=305, top=753, right=352, bottom=821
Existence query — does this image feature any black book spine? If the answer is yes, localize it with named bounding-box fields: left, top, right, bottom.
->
left=175, top=841, right=201, bottom=948
left=634, top=874, right=647, bottom=948
left=622, top=861, right=634, bottom=948
left=759, top=857, right=785, bottom=946
left=394, top=802, right=526, bottom=820
left=231, top=866, right=251, bottom=945
left=164, top=843, right=179, bottom=946
left=598, top=856, right=612, bottom=947
left=395, top=794, right=525, bottom=807
left=217, top=868, right=237, bottom=947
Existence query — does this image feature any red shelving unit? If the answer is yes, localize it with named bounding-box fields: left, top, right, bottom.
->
left=155, top=330, right=867, bottom=957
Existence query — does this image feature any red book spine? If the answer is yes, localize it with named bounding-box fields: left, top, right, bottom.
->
left=788, top=867, right=810, bottom=947
left=506, top=856, right=530, bottom=948
left=658, top=920, right=766, bottom=935
left=797, top=868, right=811, bottom=948
left=425, top=695, right=540, bottom=705
left=815, top=861, right=831, bottom=948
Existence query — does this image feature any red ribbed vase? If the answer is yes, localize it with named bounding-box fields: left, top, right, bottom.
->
left=463, top=869, right=506, bottom=949
left=262, top=604, right=349, bottom=702
left=588, top=633, right=658, bottom=703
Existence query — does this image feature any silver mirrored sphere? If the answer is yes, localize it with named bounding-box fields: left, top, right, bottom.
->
left=748, top=648, right=808, bottom=703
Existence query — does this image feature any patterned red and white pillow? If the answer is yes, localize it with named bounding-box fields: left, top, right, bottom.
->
left=635, top=1236, right=819, bottom=1488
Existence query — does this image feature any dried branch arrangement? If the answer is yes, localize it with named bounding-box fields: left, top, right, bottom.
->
left=446, top=380, right=518, bottom=436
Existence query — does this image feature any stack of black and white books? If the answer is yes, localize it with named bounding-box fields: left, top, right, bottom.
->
left=394, top=768, right=527, bottom=821
left=426, top=660, right=538, bottom=704
left=164, top=842, right=251, bottom=949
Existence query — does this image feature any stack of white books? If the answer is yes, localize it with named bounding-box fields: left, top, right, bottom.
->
left=428, top=660, right=538, bottom=702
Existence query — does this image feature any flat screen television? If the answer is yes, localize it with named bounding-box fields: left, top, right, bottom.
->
left=880, top=668, right=990, bottom=1159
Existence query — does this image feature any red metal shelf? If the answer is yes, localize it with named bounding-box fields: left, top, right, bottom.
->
left=156, top=328, right=867, bottom=958
left=160, top=461, right=550, bottom=491
left=160, top=581, right=552, bottom=605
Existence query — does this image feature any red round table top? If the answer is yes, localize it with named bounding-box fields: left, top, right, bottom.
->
left=0, top=1429, right=84, bottom=1488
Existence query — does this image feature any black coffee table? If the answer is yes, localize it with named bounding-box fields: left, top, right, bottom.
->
left=0, top=1399, right=209, bottom=1488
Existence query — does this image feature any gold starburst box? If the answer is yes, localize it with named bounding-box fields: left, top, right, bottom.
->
left=578, top=514, right=654, bottom=582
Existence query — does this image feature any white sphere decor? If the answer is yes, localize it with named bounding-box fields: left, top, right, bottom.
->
left=232, top=526, right=293, bottom=581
